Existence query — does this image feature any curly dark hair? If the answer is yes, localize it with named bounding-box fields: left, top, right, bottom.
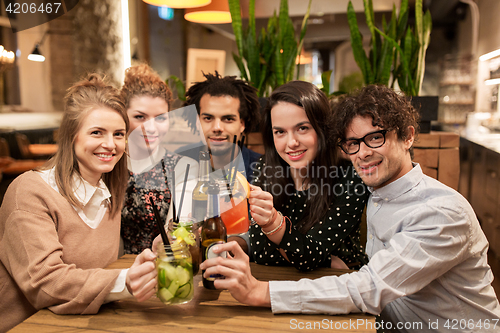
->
left=332, top=85, right=420, bottom=144
left=183, top=71, right=260, bottom=133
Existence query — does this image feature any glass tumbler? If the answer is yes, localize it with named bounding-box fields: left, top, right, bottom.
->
left=156, top=242, right=194, bottom=305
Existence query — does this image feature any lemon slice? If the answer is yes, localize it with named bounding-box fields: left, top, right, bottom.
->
left=233, top=170, right=250, bottom=198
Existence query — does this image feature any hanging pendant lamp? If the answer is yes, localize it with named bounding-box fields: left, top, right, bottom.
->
left=142, top=0, right=211, bottom=9
left=184, top=0, right=231, bottom=24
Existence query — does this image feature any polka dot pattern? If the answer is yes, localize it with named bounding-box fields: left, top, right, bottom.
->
left=249, top=158, right=370, bottom=271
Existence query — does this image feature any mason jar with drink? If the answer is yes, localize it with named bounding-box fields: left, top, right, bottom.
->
left=156, top=241, right=194, bottom=305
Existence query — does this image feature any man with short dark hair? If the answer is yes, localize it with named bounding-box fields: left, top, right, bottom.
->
left=176, top=72, right=261, bottom=181
left=177, top=72, right=262, bottom=254
left=200, top=85, right=500, bottom=332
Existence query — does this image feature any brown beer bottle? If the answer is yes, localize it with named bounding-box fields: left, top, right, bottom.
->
left=201, top=181, right=227, bottom=290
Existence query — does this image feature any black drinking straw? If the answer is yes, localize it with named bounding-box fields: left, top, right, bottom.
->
left=151, top=196, right=170, bottom=246
left=171, top=169, right=176, bottom=223
left=176, top=163, right=191, bottom=223
left=221, top=168, right=235, bottom=208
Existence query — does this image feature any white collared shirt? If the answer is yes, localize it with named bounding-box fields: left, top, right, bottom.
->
left=37, top=168, right=131, bottom=301
left=269, top=164, right=500, bottom=331
left=38, top=168, right=111, bottom=229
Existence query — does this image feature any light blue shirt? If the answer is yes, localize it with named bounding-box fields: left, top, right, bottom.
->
left=270, top=164, right=500, bottom=332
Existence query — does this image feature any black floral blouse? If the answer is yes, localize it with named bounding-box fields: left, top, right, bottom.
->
left=249, top=158, right=369, bottom=271
left=121, top=151, right=182, bottom=254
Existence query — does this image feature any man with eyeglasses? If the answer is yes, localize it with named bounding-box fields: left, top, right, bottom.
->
left=200, top=85, right=500, bottom=332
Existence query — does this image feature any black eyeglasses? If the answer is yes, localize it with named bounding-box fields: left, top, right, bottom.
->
left=339, top=129, right=388, bottom=155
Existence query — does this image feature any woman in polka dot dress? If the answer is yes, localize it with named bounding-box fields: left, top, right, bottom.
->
left=248, top=81, right=368, bottom=271
left=120, top=64, right=198, bottom=254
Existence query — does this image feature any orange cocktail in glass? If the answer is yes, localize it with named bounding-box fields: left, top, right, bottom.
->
left=217, top=172, right=250, bottom=235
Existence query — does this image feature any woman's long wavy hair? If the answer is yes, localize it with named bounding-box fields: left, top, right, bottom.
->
left=254, top=81, right=339, bottom=233
left=43, top=73, right=129, bottom=217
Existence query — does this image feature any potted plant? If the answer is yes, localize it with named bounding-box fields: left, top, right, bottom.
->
left=347, top=0, right=436, bottom=132
left=228, top=0, right=311, bottom=97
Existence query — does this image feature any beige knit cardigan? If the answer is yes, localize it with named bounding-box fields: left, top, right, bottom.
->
left=0, top=171, right=121, bottom=332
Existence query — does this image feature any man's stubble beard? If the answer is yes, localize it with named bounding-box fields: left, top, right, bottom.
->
left=208, top=144, right=232, bottom=157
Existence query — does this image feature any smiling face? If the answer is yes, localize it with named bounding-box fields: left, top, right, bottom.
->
left=271, top=101, right=318, bottom=176
left=199, top=93, right=245, bottom=157
left=127, top=95, right=170, bottom=157
left=74, top=107, right=127, bottom=185
left=345, top=115, right=414, bottom=190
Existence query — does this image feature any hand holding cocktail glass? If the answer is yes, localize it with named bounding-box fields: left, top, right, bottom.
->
left=247, top=184, right=274, bottom=227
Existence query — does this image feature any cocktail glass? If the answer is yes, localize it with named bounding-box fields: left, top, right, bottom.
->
left=156, top=242, right=194, bottom=305
left=169, top=217, right=201, bottom=276
left=217, top=174, right=250, bottom=236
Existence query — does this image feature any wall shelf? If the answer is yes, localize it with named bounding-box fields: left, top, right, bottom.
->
left=438, top=54, right=475, bottom=125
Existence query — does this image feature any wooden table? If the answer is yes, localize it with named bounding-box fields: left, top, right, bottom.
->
left=12, top=255, right=376, bottom=332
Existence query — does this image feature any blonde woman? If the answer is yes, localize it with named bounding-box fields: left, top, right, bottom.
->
left=0, top=74, right=157, bottom=332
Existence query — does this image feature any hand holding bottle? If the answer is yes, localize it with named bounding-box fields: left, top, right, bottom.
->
left=199, top=241, right=271, bottom=307
left=201, top=181, right=227, bottom=289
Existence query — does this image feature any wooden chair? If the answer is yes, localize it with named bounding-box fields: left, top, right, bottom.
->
left=0, top=137, right=46, bottom=180
left=0, top=137, right=10, bottom=157
left=15, top=132, right=57, bottom=159
left=15, top=133, right=36, bottom=159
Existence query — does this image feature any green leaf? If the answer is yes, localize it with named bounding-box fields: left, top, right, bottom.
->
left=375, top=26, right=414, bottom=92
left=246, top=18, right=259, bottom=86
left=376, top=10, right=396, bottom=85
left=415, top=0, right=423, bottom=43
left=321, top=70, right=332, bottom=95
left=282, top=18, right=297, bottom=82
left=396, top=0, right=409, bottom=40
left=416, top=9, right=432, bottom=95
left=232, top=53, right=248, bottom=82
left=275, top=48, right=284, bottom=87
left=396, top=29, right=413, bottom=93
left=249, top=0, right=256, bottom=40
left=165, top=75, right=186, bottom=101
left=363, top=0, right=377, bottom=70
left=228, top=0, right=243, bottom=59
left=278, top=0, right=289, bottom=40
left=347, top=1, right=372, bottom=85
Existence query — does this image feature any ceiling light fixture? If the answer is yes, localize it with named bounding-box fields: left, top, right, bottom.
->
left=27, top=45, right=44, bottom=62
left=184, top=0, right=231, bottom=24
left=28, top=30, right=48, bottom=62
left=143, top=0, right=211, bottom=8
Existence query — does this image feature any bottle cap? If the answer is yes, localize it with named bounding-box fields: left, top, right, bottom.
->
left=207, top=181, right=220, bottom=195
left=199, top=150, right=210, bottom=160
